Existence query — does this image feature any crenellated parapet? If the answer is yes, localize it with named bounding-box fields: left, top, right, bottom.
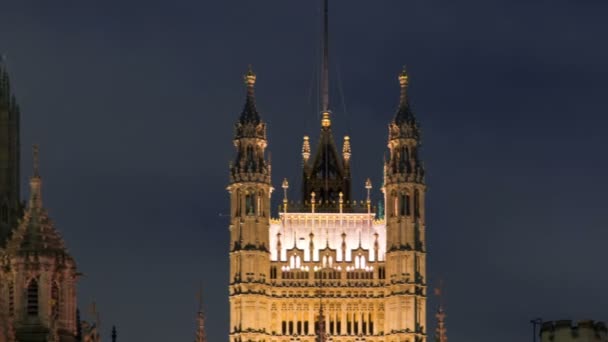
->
left=541, top=320, right=608, bottom=342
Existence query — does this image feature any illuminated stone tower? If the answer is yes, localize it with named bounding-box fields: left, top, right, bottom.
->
left=0, top=146, right=79, bottom=342
left=383, top=68, right=426, bottom=342
left=227, top=2, right=428, bottom=342
left=0, top=62, right=23, bottom=247
left=227, top=67, right=273, bottom=342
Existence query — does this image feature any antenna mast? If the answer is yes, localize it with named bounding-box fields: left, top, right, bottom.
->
left=321, top=0, right=329, bottom=113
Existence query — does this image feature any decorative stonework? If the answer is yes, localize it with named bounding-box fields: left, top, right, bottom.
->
left=228, top=67, right=428, bottom=342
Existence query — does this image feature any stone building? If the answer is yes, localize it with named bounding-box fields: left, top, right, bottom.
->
left=541, top=320, right=608, bottom=342
left=0, top=63, right=112, bottom=342
left=226, top=2, right=427, bottom=342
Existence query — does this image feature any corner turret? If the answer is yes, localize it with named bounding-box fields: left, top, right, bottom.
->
left=0, top=146, right=79, bottom=342
left=383, top=68, right=427, bottom=341
left=227, top=67, right=273, bottom=342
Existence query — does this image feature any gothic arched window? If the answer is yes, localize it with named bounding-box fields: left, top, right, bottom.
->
left=27, top=279, right=39, bottom=316
left=245, top=191, right=255, bottom=216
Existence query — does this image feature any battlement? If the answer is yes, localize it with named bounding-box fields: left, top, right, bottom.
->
left=541, top=320, right=608, bottom=342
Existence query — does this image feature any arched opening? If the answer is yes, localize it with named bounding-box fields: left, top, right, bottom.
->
left=400, top=193, right=411, bottom=216
left=27, top=278, right=39, bottom=316
left=245, top=191, right=255, bottom=216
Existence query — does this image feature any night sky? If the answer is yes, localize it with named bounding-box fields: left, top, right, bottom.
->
left=1, top=0, right=607, bottom=341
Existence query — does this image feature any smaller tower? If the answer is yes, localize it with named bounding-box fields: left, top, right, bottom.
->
left=434, top=284, right=447, bottom=342
left=384, top=68, right=427, bottom=341
left=0, top=145, right=79, bottom=342
left=227, top=66, right=273, bottom=342
left=194, top=288, right=207, bottom=342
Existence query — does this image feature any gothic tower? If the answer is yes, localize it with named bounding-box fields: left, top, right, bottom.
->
left=227, top=67, right=273, bottom=342
left=226, top=3, right=430, bottom=342
left=0, top=62, right=22, bottom=247
left=0, top=146, right=79, bottom=342
left=383, top=68, right=427, bottom=342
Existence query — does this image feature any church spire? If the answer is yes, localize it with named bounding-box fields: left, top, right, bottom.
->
left=239, top=65, right=260, bottom=125
left=0, top=60, right=22, bottom=247
left=195, top=287, right=207, bottom=342
left=230, top=66, right=271, bottom=184
left=394, top=66, right=416, bottom=126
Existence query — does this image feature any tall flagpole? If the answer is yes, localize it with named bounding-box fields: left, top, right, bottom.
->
left=321, top=0, right=329, bottom=113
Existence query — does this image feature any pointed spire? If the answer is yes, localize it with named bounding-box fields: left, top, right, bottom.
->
left=399, top=66, right=409, bottom=106
left=111, top=326, right=117, bottom=342
left=239, top=65, right=260, bottom=124
left=342, top=136, right=351, bottom=162
left=434, top=281, right=448, bottom=342
left=302, top=136, right=311, bottom=162
left=195, top=286, right=207, bottom=342
left=29, top=144, right=42, bottom=209
left=394, top=66, right=416, bottom=125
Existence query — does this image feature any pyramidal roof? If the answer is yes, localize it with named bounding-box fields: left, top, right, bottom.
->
left=3, top=147, right=72, bottom=260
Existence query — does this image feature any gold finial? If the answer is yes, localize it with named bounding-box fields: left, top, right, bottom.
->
left=321, top=110, right=331, bottom=128
left=302, top=136, right=311, bottom=161
left=365, top=178, right=372, bottom=215
left=282, top=178, right=289, bottom=211
left=399, top=65, right=409, bottom=86
left=244, top=65, right=256, bottom=87
left=342, top=136, right=351, bottom=162
left=33, top=144, right=40, bottom=177
left=311, top=192, right=316, bottom=213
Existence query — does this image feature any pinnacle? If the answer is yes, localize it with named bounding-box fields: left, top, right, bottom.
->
left=239, top=65, right=261, bottom=125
